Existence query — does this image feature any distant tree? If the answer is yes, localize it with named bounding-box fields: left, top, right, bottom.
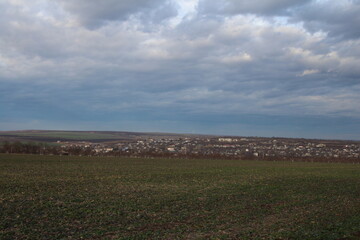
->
left=3, top=141, right=11, bottom=153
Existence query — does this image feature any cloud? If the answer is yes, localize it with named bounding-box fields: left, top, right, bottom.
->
left=298, top=69, right=320, bottom=76
left=198, top=0, right=312, bottom=16
left=1, top=0, right=360, bottom=138
left=56, top=0, right=178, bottom=29
left=197, top=0, right=360, bottom=42
left=292, top=0, right=360, bottom=40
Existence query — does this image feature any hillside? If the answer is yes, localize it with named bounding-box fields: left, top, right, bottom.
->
left=0, top=130, right=208, bottom=143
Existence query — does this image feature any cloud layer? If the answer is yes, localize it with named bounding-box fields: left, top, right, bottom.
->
left=58, top=0, right=178, bottom=28
left=198, top=0, right=312, bottom=16
left=1, top=0, right=360, bottom=139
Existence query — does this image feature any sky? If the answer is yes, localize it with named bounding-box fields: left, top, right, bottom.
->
left=1, top=0, right=360, bottom=140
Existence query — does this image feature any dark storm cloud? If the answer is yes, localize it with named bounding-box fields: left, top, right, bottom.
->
left=57, top=0, right=178, bottom=28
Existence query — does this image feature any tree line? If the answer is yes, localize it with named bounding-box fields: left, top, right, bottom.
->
left=0, top=141, right=60, bottom=155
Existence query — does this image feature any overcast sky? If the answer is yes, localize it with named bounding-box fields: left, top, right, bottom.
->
left=1, top=0, right=360, bottom=139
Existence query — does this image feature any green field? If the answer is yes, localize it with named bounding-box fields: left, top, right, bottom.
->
left=1, top=154, right=359, bottom=239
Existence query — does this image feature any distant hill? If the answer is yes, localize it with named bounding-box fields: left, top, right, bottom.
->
left=0, top=130, right=209, bottom=143
left=1, top=130, right=359, bottom=145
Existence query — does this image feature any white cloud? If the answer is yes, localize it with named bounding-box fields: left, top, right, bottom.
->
left=298, top=69, right=320, bottom=76
left=219, top=53, right=252, bottom=64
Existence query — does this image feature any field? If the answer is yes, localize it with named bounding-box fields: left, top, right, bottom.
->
left=1, top=154, right=360, bottom=239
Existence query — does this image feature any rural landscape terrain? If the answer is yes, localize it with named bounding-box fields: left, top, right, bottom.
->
left=1, top=130, right=360, bottom=239
left=1, top=130, right=360, bottom=163
left=2, top=0, right=360, bottom=239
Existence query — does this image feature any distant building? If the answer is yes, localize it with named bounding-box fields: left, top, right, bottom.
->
left=167, top=147, right=175, bottom=152
left=219, top=138, right=233, bottom=142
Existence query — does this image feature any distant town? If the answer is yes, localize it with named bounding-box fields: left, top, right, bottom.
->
left=1, top=131, right=359, bottom=163
left=56, top=137, right=360, bottom=162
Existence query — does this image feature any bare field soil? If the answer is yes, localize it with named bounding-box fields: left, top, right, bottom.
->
left=1, top=154, right=359, bottom=239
